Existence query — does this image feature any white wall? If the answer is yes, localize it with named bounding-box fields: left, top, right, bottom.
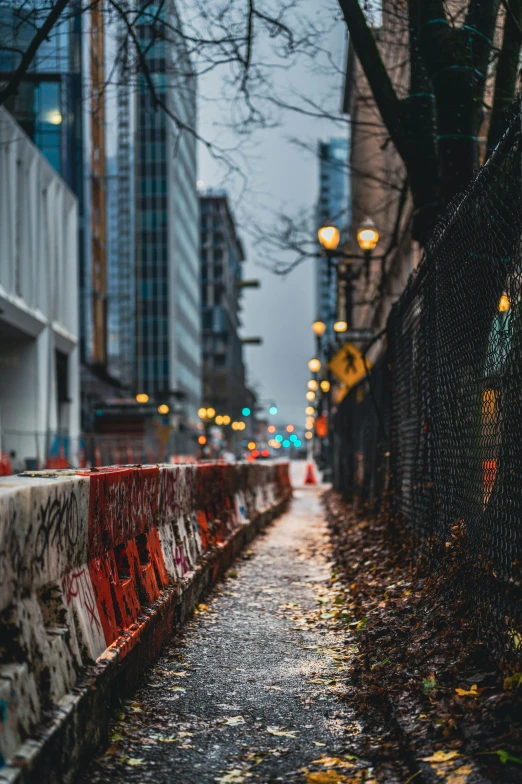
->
left=0, top=107, right=80, bottom=466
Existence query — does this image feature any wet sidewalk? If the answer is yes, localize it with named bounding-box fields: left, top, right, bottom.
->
left=80, top=486, right=367, bottom=784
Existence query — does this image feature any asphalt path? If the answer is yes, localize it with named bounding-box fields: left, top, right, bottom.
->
left=80, top=485, right=367, bottom=783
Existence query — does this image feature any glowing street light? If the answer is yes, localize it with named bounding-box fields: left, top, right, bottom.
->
left=320, top=380, right=331, bottom=393
left=206, top=407, right=216, bottom=419
left=306, top=391, right=316, bottom=402
left=334, top=320, right=348, bottom=333
left=305, top=406, right=315, bottom=415
left=158, top=404, right=169, bottom=415
left=198, top=407, right=207, bottom=418
left=136, top=393, right=149, bottom=404
left=305, top=431, right=313, bottom=440
left=356, top=217, right=380, bottom=251
left=318, top=223, right=340, bottom=251
left=499, top=293, right=510, bottom=312
left=308, top=379, right=318, bottom=391
left=308, top=358, right=321, bottom=373
left=312, top=320, right=326, bottom=337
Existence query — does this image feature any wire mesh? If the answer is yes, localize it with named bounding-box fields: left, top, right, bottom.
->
left=333, top=109, right=522, bottom=656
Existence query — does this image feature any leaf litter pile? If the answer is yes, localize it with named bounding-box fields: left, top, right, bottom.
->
left=324, top=490, right=522, bottom=783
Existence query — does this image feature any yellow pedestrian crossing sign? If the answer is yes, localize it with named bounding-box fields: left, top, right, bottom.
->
left=328, top=342, right=371, bottom=390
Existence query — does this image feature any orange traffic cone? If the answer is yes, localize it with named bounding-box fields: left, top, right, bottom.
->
left=304, top=462, right=317, bottom=485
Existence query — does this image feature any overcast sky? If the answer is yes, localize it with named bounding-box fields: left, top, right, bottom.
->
left=197, top=2, right=347, bottom=428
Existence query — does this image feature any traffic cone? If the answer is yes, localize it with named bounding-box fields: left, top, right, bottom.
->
left=304, top=462, right=317, bottom=485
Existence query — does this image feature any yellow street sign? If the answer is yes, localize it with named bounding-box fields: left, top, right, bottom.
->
left=328, top=342, right=371, bottom=390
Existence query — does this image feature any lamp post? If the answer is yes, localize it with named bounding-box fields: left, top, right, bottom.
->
left=315, top=217, right=380, bottom=480
left=356, top=217, right=380, bottom=284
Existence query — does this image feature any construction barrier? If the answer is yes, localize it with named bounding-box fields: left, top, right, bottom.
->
left=0, top=460, right=291, bottom=781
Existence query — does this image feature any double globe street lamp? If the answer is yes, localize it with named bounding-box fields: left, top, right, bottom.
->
left=311, top=216, right=381, bottom=477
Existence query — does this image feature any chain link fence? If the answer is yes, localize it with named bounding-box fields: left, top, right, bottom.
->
left=333, top=109, right=522, bottom=656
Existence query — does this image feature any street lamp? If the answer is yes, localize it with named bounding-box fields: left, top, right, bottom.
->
left=308, top=358, right=321, bottom=373
left=356, top=216, right=380, bottom=284
left=308, top=379, right=318, bottom=391
left=356, top=217, right=380, bottom=251
left=320, top=380, right=331, bottom=393
left=318, top=223, right=340, bottom=251
left=333, top=320, right=347, bottom=333
left=312, top=320, right=326, bottom=337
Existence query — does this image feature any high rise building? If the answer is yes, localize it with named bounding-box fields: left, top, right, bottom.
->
left=200, top=191, right=255, bottom=447
left=134, top=2, right=201, bottom=450
left=316, top=138, right=351, bottom=335
left=0, top=3, right=109, bottom=379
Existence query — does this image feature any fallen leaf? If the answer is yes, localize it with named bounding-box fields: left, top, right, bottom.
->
left=420, top=751, right=460, bottom=763
left=156, top=735, right=177, bottom=743
left=169, top=686, right=186, bottom=692
left=111, top=732, right=124, bottom=742
left=224, top=716, right=245, bottom=726
left=370, top=657, right=390, bottom=670
left=311, top=756, right=355, bottom=769
left=455, top=684, right=478, bottom=697
left=313, top=742, right=327, bottom=747
left=306, top=772, right=350, bottom=783
left=445, top=765, right=472, bottom=784
left=266, top=726, right=298, bottom=738
left=489, top=749, right=522, bottom=765
left=264, top=685, right=284, bottom=691
left=503, top=672, right=522, bottom=691
left=216, top=770, right=249, bottom=783
left=422, top=676, right=437, bottom=694
left=126, top=758, right=145, bottom=766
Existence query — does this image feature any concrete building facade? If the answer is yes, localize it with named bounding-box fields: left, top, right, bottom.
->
left=0, top=108, right=80, bottom=466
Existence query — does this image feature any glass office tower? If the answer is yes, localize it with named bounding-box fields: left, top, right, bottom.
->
left=0, top=4, right=83, bottom=192
left=135, top=0, right=201, bottom=448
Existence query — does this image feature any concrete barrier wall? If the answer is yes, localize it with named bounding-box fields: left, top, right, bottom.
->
left=0, top=461, right=291, bottom=780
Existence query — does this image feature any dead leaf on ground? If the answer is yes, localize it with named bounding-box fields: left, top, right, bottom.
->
left=420, top=751, right=461, bottom=763
left=125, top=757, right=145, bottom=766
left=455, top=684, right=478, bottom=697
left=224, top=716, right=245, bottom=726
left=266, top=726, right=298, bottom=738
left=215, top=770, right=250, bottom=783
left=311, top=756, right=355, bottom=769
left=306, top=773, right=350, bottom=783
left=443, top=765, right=473, bottom=783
